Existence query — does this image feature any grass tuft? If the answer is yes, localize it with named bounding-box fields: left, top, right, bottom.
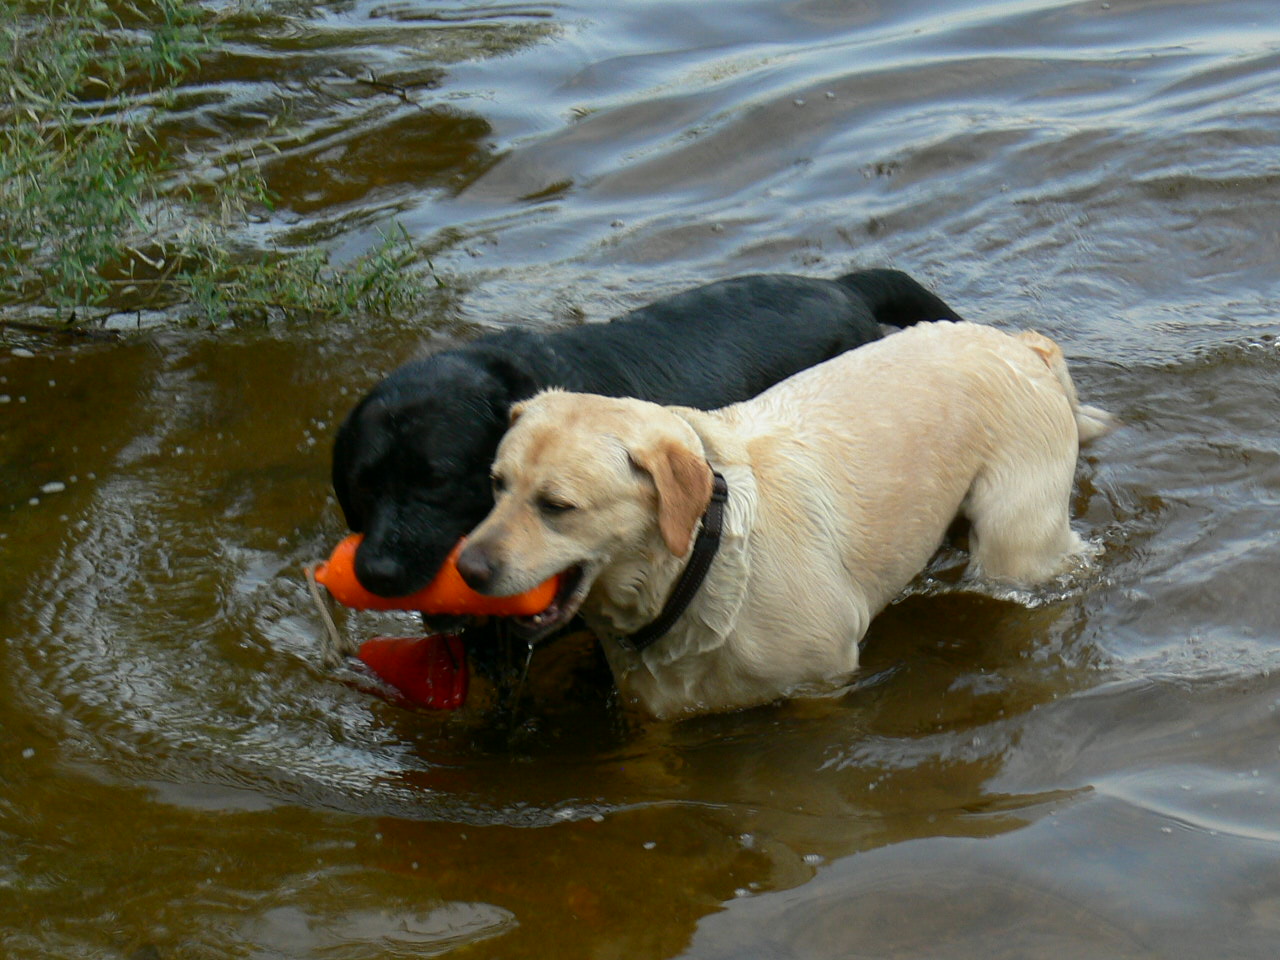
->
left=0, top=0, right=440, bottom=328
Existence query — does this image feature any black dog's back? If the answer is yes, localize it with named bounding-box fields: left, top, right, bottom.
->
left=473, top=269, right=963, bottom=409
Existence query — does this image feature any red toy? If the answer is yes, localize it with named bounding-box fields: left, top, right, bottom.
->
left=356, top=635, right=469, bottom=710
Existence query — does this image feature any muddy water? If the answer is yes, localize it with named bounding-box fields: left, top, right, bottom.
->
left=4, top=1, right=1280, bottom=957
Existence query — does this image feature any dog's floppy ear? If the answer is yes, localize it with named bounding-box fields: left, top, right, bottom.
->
left=476, top=352, right=540, bottom=406
left=508, top=400, right=527, bottom=426
left=630, top=441, right=713, bottom=557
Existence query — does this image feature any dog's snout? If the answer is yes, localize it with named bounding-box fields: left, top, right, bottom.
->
left=456, top=542, right=499, bottom=593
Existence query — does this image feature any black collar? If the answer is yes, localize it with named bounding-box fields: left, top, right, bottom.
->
left=622, top=471, right=729, bottom=653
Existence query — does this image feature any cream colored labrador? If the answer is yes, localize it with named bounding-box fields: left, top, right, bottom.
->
left=458, top=321, right=1113, bottom=718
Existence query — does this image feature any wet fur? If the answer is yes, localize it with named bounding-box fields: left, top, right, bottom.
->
left=462, top=322, right=1113, bottom=718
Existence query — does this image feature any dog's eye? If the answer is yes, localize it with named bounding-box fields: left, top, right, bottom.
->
left=491, top=474, right=507, bottom=494
left=537, top=494, right=576, bottom=516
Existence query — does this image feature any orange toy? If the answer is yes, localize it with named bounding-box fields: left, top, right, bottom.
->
left=313, top=533, right=559, bottom=616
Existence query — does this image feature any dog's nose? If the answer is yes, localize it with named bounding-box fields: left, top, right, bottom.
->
left=354, top=549, right=414, bottom=597
left=456, top=543, right=497, bottom=593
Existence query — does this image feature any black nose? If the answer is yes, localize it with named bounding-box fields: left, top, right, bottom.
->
left=354, top=548, right=415, bottom=598
left=455, top=543, right=497, bottom=593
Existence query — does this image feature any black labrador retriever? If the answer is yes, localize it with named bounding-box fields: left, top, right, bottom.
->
left=333, top=269, right=963, bottom=599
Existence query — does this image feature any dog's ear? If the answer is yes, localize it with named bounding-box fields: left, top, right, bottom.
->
left=477, top=352, right=540, bottom=406
left=508, top=400, right=527, bottom=426
left=631, top=441, right=713, bottom=557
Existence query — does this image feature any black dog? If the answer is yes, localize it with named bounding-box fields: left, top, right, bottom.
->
left=333, top=269, right=963, bottom=599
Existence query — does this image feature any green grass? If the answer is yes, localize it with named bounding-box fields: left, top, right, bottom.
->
left=0, top=0, right=439, bottom=328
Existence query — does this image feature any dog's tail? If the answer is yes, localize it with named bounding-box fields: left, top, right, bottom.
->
left=835, top=268, right=965, bottom=327
left=1018, top=330, right=1116, bottom=444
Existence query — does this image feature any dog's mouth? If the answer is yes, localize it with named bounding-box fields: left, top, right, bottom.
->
left=508, top=564, right=588, bottom=641
left=350, top=567, right=589, bottom=711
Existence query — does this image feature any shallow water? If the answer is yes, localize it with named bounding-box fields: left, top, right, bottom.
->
left=3, top=1, right=1280, bottom=957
